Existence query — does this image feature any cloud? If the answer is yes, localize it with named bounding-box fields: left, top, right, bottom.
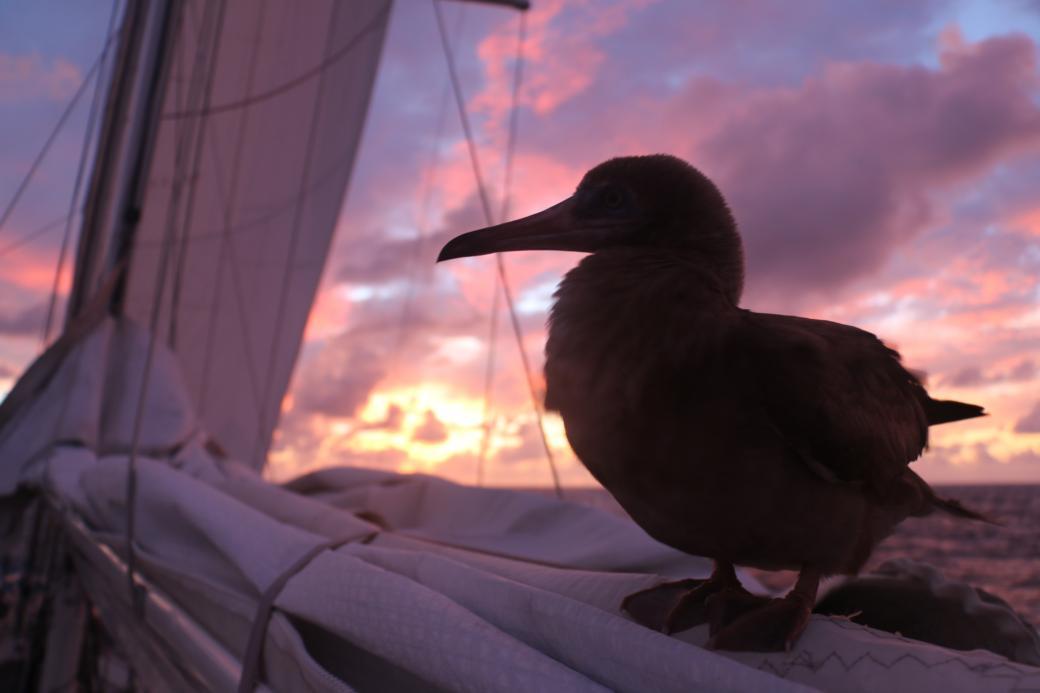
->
left=688, top=32, right=1040, bottom=302
left=919, top=440, right=1040, bottom=483
left=0, top=303, right=45, bottom=338
left=943, top=366, right=985, bottom=387
left=335, top=190, right=486, bottom=286
left=0, top=53, right=81, bottom=103
left=359, top=403, right=404, bottom=431
left=1015, top=402, right=1040, bottom=433
left=1007, top=359, right=1037, bottom=382
left=942, top=359, right=1037, bottom=387
left=290, top=338, right=386, bottom=418
left=460, top=29, right=1040, bottom=307
left=270, top=3, right=1040, bottom=486
left=412, top=409, right=448, bottom=443
left=495, top=421, right=546, bottom=465
left=472, top=0, right=656, bottom=131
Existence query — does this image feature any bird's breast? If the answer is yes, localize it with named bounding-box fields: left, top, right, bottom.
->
left=544, top=255, right=737, bottom=486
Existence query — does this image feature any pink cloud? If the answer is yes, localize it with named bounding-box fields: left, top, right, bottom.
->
left=275, top=7, right=1040, bottom=486
left=472, top=0, right=657, bottom=136
left=289, top=338, right=386, bottom=418
left=0, top=52, right=81, bottom=103
left=1015, top=402, right=1040, bottom=434
left=685, top=33, right=1040, bottom=303
left=412, top=409, right=448, bottom=442
left=0, top=303, right=46, bottom=339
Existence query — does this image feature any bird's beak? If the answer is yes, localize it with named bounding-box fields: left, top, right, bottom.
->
left=437, top=197, right=608, bottom=261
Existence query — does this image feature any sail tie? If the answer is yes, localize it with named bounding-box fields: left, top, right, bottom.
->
left=237, top=530, right=379, bottom=693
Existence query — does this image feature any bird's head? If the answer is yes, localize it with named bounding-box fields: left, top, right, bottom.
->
left=437, top=154, right=744, bottom=302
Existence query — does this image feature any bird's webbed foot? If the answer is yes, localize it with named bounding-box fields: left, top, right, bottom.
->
left=621, top=562, right=764, bottom=634
left=708, top=567, right=821, bottom=652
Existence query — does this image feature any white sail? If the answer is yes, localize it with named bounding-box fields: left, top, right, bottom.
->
left=99, top=0, right=391, bottom=468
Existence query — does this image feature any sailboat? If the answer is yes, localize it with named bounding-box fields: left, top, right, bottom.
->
left=2, top=1, right=1039, bottom=691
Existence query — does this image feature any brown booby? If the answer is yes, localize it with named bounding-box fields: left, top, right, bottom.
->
left=437, top=154, right=986, bottom=651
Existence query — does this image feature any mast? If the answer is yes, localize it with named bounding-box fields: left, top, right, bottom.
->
left=66, top=1, right=183, bottom=323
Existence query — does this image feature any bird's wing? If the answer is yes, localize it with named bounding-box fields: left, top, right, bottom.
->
left=734, top=311, right=930, bottom=491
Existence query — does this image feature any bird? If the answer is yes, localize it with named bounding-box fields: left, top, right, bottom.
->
left=436, top=154, right=987, bottom=652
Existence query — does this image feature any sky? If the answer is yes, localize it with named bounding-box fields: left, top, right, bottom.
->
left=1, top=0, right=1039, bottom=487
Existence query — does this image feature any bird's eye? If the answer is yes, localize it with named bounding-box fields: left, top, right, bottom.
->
left=601, top=187, right=624, bottom=210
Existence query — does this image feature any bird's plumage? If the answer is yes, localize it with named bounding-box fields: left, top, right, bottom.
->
left=438, top=153, right=986, bottom=648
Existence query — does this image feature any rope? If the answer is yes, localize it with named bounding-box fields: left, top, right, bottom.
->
left=163, top=3, right=391, bottom=121
left=136, top=145, right=357, bottom=247
left=236, top=530, right=377, bottom=692
left=122, top=0, right=199, bottom=613
left=42, top=0, right=123, bottom=347
left=388, top=34, right=458, bottom=372
left=0, top=32, right=118, bottom=235
left=475, top=278, right=500, bottom=485
left=169, top=1, right=267, bottom=427
left=0, top=213, right=76, bottom=258
left=384, top=3, right=466, bottom=433
left=432, top=1, right=562, bottom=498
left=476, top=8, right=528, bottom=487
left=194, top=135, right=266, bottom=421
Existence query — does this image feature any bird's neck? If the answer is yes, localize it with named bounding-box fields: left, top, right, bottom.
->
left=545, top=247, right=737, bottom=414
left=557, top=247, right=738, bottom=311
left=547, top=248, right=737, bottom=365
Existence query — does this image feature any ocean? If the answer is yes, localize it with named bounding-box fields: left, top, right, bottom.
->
left=554, top=484, right=1040, bottom=627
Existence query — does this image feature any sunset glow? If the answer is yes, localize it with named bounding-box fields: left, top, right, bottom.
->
left=3, top=1, right=1039, bottom=487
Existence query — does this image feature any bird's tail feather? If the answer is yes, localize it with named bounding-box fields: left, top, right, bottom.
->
left=932, top=494, right=1000, bottom=525
left=905, top=469, right=999, bottom=525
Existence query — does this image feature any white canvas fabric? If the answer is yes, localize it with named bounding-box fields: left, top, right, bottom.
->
left=118, top=0, right=391, bottom=468
left=14, top=318, right=1039, bottom=692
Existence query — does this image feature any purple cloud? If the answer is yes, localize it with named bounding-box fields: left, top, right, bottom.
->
left=1014, top=402, right=1040, bottom=433
left=942, top=359, right=1037, bottom=387
left=0, top=52, right=81, bottom=103
left=291, top=339, right=386, bottom=418
left=692, top=33, right=1040, bottom=302
left=0, top=303, right=45, bottom=339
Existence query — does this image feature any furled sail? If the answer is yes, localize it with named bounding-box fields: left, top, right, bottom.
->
left=71, top=0, right=393, bottom=468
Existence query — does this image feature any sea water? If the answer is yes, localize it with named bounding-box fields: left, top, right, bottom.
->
left=552, top=484, right=1040, bottom=626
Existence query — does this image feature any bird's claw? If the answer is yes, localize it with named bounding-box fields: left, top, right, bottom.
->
left=621, top=579, right=706, bottom=632
left=703, top=588, right=773, bottom=635
left=622, top=576, right=764, bottom=634
left=707, top=595, right=813, bottom=652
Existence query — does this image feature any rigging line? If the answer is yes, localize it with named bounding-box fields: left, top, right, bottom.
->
left=135, top=145, right=354, bottom=247
left=253, top=1, right=346, bottom=466
left=388, top=4, right=466, bottom=379
left=42, top=0, right=123, bottom=347
left=197, top=0, right=270, bottom=422
left=0, top=31, right=119, bottom=235
left=475, top=276, right=501, bottom=486
left=476, top=9, right=526, bottom=486
left=0, top=213, right=77, bottom=258
left=162, top=1, right=391, bottom=121
left=168, top=0, right=228, bottom=350
left=122, top=0, right=198, bottom=614
left=433, top=1, right=563, bottom=498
